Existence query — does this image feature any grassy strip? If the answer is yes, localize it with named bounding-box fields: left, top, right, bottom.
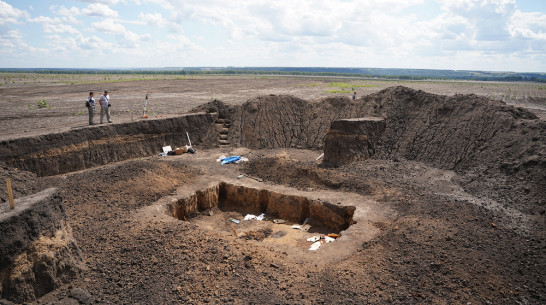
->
left=56, top=77, right=188, bottom=85
left=329, top=82, right=376, bottom=90
left=324, top=89, right=350, bottom=93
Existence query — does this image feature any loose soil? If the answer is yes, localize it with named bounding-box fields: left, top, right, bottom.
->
left=0, top=76, right=544, bottom=304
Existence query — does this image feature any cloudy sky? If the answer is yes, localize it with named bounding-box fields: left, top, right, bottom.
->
left=1, top=0, right=545, bottom=72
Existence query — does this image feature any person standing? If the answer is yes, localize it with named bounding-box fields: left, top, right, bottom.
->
left=99, top=90, right=112, bottom=124
left=86, top=91, right=96, bottom=125
left=352, top=91, right=357, bottom=101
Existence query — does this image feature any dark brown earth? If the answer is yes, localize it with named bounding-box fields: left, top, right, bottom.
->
left=0, top=77, right=544, bottom=304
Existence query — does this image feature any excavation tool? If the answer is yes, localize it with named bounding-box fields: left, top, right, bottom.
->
left=186, top=131, right=192, bottom=148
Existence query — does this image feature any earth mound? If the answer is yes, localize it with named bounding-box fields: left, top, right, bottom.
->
left=0, top=188, right=84, bottom=303
left=194, top=86, right=545, bottom=216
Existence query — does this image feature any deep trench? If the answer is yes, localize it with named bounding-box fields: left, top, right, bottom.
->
left=166, top=182, right=356, bottom=233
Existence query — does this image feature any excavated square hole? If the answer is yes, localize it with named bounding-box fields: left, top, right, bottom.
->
left=166, top=182, right=356, bottom=234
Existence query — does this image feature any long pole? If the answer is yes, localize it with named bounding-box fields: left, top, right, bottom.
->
left=6, top=179, right=14, bottom=210
left=186, top=132, right=192, bottom=147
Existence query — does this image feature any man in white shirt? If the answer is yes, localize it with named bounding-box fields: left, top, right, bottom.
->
left=99, top=90, right=112, bottom=124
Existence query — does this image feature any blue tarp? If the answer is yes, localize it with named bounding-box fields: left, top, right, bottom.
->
left=220, top=156, right=241, bottom=165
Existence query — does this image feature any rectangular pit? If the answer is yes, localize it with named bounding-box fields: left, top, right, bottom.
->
left=166, top=182, right=355, bottom=233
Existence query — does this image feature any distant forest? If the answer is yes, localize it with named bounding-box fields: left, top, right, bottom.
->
left=1, top=67, right=545, bottom=82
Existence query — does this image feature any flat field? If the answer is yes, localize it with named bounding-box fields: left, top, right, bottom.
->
left=0, top=73, right=544, bottom=141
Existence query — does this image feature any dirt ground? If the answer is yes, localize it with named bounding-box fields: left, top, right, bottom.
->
left=0, top=75, right=544, bottom=304
left=0, top=74, right=545, bottom=142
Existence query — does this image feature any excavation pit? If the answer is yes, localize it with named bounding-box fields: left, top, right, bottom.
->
left=166, top=182, right=356, bottom=237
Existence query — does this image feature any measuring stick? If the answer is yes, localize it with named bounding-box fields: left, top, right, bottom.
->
left=6, top=179, right=14, bottom=210
left=186, top=132, right=192, bottom=147
left=230, top=225, right=238, bottom=238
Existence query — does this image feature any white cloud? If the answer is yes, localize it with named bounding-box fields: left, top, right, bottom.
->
left=44, top=23, right=79, bottom=34
left=79, top=35, right=110, bottom=50
left=0, top=0, right=545, bottom=71
left=52, top=5, right=81, bottom=17
left=0, top=28, right=51, bottom=66
left=30, top=16, right=81, bottom=34
left=47, top=5, right=81, bottom=25
left=0, top=1, right=30, bottom=24
left=149, top=0, right=425, bottom=40
left=138, top=12, right=167, bottom=27
left=82, top=3, right=119, bottom=17
left=0, top=29, right=24, bottom=48
left=437, top=0, right=516, bottom=41
left=510, top=11, right=546, bottom=43
left=137, top=12, right=182, bottom=32
left=424, top=0, right=546, bottom=56
left=44, top=33, right=114, bottom=54
left=92, top=19, right=126, bottom=33
left=131, top=0, right=545, bottom=71
left=80, top=0, right=126, bottom=5
left=91, top=20, right=148, bottom=47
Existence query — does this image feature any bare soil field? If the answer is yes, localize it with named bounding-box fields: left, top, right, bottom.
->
left=0, top=74, right=545, bottom=141
left=0, top=75, right=544, bottom=304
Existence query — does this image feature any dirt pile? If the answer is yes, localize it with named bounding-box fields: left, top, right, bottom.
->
left=196, top=86, right=545, bottom=215
left=0, top=188, right=84, bottom=303
left=369, top=87, right=544, bottom=215
left=195, top=94, right=365, bottom=149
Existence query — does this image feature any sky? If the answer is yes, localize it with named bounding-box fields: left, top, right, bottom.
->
left=0, top=0, right=545, bottom=72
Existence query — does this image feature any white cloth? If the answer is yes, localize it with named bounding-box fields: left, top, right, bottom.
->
left=243, top=213, right=265, bottom=221
left=309, top=241, right=321, bottom=251
left=99, top=94, right=110, bottom=107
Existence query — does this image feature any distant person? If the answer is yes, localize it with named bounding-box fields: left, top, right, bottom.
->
left=99, top=90, right=112, bottom=124
left=86, top=91, right=96, bottom=125
left=352, top=91, right=357, bottom=101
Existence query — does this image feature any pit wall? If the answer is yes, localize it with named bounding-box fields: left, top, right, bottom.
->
left=195, top=87, right=545, bottom=214
left=323, top=117, right=386, bottom=166
left=0, top=188, right=84, bottom=303
left=167, top=182, right=356, bottom=233
left=0, top=113, right=217, bottom=176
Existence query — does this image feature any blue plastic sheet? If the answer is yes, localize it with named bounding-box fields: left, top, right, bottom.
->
left=220, top=156, right=241, bottom=165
